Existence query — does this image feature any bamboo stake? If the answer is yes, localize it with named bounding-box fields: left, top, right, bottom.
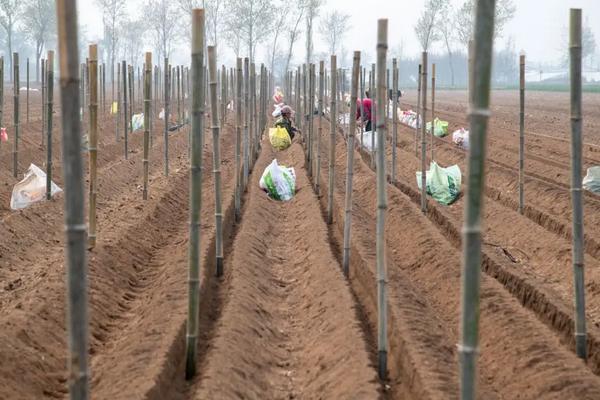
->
left=420, top=53, right=428, bottom=213
left=87, top=46, right=98, bottom=248
left=459, top=1, right=496, bottom=399
left=415, top=64, right=421, bottom=157
left=342, top=51, right=360, bottom=277
left=164, top=57, right=170, bottom=176
left=392, top=58, right=398, bottom=183
left=250, top=63, right=256, bottom=163
left=102, top=63, right=106, bottom=115
left=243, top=58, right=249, bottom=188
left=13, top=53, right=19, bottom=178
left=115, top=64, right=120, bottom=142
left=308, top=63, right=315, bottom=176
left=359, top=66, right=364, bottom=147
left=316, top=60, right=324, bottom=195
left=177, top=65, right=181, bottom=130
left=208, top=46, right=224, bottom=277
left=56, top=0, right=90, bottom=396
left=46, top=52, right=55, bottom=201
left=143, top=52, right=152, bottom=200
left=42, top=59, right=46, bottom=145
left=431, top=63, right=436, bottom=161
left=26, top=58, right=29, bottom=123
left=235, top=58, right=242, bottom=221
left=569, top=7, right=587, bottom=360
left=221, top=64, right=226, bottom=127
left=128, top=65, right=133, bottom=129
left=519, top=53, right=525, bottom=214
left=186, top=8, right=205, bottom=380
left=111, top=63, right=114, bottom=104
left=122, top=61, right=128, bottom=158
left=376, top=19, right=389, bottom=379
left=328, top=55, right=337, bottom=225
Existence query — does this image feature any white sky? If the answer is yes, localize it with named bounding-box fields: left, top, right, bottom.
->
left=78, top=0, right=600, bottom=66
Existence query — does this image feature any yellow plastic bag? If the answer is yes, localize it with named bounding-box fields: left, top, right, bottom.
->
left=111, top=101, right=118, bottom=114
left=269, top=127, right=291, bottom=151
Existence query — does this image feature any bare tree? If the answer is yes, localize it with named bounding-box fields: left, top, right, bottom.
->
left=0, top=0, right=23, bottom=80
left=318, top=10, right=350, bottom=56
left=120, top=18, right=146, bottom=67
left=269, top=3, right=287, bottom=76
left=437, top=2, right=455, bottom=86
left=283, top=0, right=305, bottom=74
left=147, top=0, right=181, bottom=61
left=455, top=0, right=515, bottom=46
left=96, top=0, right=125, bottom=73
left=414, top=0, right=446, bottom=52
left=304, top=0, right=323, bottom=65
left=177, top=0, right=222, bottom=48
left=224, top=0, right=275, bottom=63
left=223, top=28, right=243, bottom=58
left=559, top=18, right=597, bottom=68
left=22, top=0, right=56, bottom=82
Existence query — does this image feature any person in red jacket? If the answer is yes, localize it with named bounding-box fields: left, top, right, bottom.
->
left=356, top=91, right=373, bottom=131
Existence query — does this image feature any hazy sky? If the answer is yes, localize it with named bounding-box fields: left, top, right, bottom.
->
left=78, top=0, right=600, bottom=66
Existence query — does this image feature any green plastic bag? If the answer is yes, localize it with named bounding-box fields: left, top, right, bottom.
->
left=426, top=118, right=449, bottom=137
left=416, top=161, right=462, bottom=205
left=259, top=159, right=296, bottom=201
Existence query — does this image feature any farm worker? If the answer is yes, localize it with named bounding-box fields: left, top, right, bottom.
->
left=273, top=86, right=284, bottom=104
left=356, top=90, right=373, bottom=132
left=274, top=105, right=299, bottom=140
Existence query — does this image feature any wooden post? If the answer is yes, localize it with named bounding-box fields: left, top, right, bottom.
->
left=143, top=52, right=152, bottom=200
left=342, top=51, right=360, bottom=277
left=26, top=58, right=29, bottom=123
left=420, top=53, right=428, bottom=213
left=46, top=52, right=55, bottom=201
left=122, top=61, right=128, bottom=159
left=164, top=57, right=170, bottom=176
left=569, top=7, right=587, bottom=360
left=328, top=55, right=337, bottom=225
left=316, top=60, right=324, bottom=195
left=56, top=0, right=90, bottom=397
left=235, top=58, right=242, bottom=220
left=459, top=1, right=496, bottom=399
left=87, top=46, right=98, bottom=248
left=186, top=8, right=205, bottom=380
left=519, top=53, right=525, bottom=214
left=243, top=58, right=249, bottom=188
left=416, top=64, right=421, bottom=157
left=392, top=58, right=398, bottom=183
left=431, top=63, right=436, bottom=161
left=376, top=19, right=389, bottom=379
left=208, top=46, right=224, bottom=277
left=13, top=52, right=19, bottom=178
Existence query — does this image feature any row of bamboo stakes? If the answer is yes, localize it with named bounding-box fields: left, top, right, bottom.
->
left=4, top=0, right=581, bottom=398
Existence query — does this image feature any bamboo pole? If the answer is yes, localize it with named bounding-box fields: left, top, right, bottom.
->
left=111, top=62, right=114, bottom=104
left=415, top=64, right=421, bottom=157
left=392, top=58, right=398, bottom=183
left=431, top=63, right=436, bottom=161
left=122, top=61, right=128, bottom=159
left=316, top=60, right=324, bottom=195
left=128, top=65, right=133, bottom=129
left=376, top=19, right=389, bottom=379
left=42, top=59, right=46, bottom=145
left=243, top=58, right=249, bottom=188
left=164, top=57, right=170, bottom=176
left=56, top=0, right=90, bottom=396
left=26, top=58, right=29, bottom=123
left=308, top=63, right=315, bottom=177
left=177, top=66, right=182, bottom=131
left=569, top=7, right=587, bottom=360
left=235, top=58, right=242, bottom=221
left=87, top=46, right=98, bottom=248
left=115, top=64, right=120, bottom=142
left=13, top=53, right=19, bottom=178
left=420, top=53, right=428, bottom=213
left=186, top=8, right=205, bottom=380
left=102, top=63, right=106, bottom=115
left=0, top=57, right=3, bottom=145
left=370, top=63, right=375, bottom=169
left=359, top=66, right=365, bottom=147
left=46, top=52, right=55, bottom=201
left=342, top=51, right=360, bottom=277
left=519, top=53, right=525, bottom=214
left=459, top=1, right=496, bottom=399
left=250, top=63, right=256, bottom=163
left=208, top=46, right=224, bottom=277
left=143, top=52, right=152, bottom=200
left=328, top=55, right=337, bottom=225
left=221, top=64, right=226, bottom=127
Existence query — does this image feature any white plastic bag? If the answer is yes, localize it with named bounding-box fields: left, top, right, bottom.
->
left=416, top=161, right=462, bottom=205
left=159, top=108, right=165, bottom=120
left=259, top=159, right=296, bottom=201
left=583, top=166, right=600, bottom=194
left=272, top=105, right=282, bottom=118
left=357, top=130, right=377, bottom=152
left=10, top=164, right=62, bottom=210
left=452, top=128, right=469, bottom=149
left=131, top=113, right=144, bottom=131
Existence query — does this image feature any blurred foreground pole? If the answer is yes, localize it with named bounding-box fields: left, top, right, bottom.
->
left=569, top=7, right=587, bottom=360
left=375, top=19, right=388, bottom=380
left=13, top=52, right=19, bottom=178
left=459, top=1, right=496, bottom=399
left=392, top=58, right=398, bottom=183
left=186, top=8, right=205, bottom=380
left=88, top=46, right=98, bottom=248
left=208, top=45, right=224, bottom=277
left=235, top=58, right=242, bottom=221
left=519, top=53, right=525, bottom=214
left=342, top=51, right=360, bottom=278
left=46, top=52, right=55, bottom=201
left=56, top=0, right=90, bottom=397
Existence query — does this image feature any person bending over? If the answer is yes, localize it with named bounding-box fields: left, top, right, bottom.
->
left=274, top=105, right=299, bottom=140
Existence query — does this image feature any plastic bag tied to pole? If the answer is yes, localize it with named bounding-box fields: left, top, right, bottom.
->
left=10, top=164, right=62, bottom=210
left=259, top=159, right=296, bottom=201
left=583, top=166, right=600, bottom=194
left=416, top=161, right=462, bottom=205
